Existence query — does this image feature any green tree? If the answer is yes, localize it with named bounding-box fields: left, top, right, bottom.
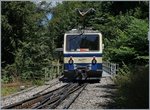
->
left=2, top=1, right=53, bottom=82
left=105, top=16, right=148, bottom=65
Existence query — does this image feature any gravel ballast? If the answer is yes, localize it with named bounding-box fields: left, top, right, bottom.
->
left=69, top=76, right=117, bottom=109
left=1, top=76, right=117, bottom=109
left=1, top=78, right=64, bottom=107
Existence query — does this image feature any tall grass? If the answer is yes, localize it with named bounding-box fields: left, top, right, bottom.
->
left=2, top=86, right=19, bottom=96
left=114, top=64, right=149, bottom=109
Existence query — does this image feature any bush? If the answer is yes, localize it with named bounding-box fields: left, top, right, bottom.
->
left=1, top=64, right=19, bottom=83
left=32, top=79, right=45, bottom=86
left=114, top=64, right=149, bottom=109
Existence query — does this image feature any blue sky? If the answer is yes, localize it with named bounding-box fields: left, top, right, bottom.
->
left=46, top=13, right=52, bottom=20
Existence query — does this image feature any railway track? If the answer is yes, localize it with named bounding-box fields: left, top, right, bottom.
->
left=62, top=83, right=87, bottom=109
left=33, top=80, right=60, bottom=96
left=2, top=83, right=87, bottom=109
left=1, top=78, right=62, bottom=107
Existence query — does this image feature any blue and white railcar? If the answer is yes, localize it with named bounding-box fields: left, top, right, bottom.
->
left=63, top=29, right=103, bottom=80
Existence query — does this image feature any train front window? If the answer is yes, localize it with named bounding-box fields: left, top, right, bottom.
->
left=66, top=35, right=99, bottom=52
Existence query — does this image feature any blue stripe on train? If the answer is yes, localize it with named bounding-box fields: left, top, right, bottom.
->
left=64, top=63, right=102, bottom=71
left=64, top=54, right=102, bottom=57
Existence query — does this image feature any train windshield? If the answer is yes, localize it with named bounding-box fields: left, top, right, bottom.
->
left=66, top=34, right=100, bottom=52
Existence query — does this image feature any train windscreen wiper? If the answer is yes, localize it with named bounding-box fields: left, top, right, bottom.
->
left=69, top=31, right=84, bottom=41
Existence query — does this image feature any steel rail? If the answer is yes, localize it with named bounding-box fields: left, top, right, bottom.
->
left=33, top=83, right=77, bottom=109
left=1, top=83, right=69, bottom=109
left=32, top=83, right=84, bottom=109
left=33, top=80, right=60, bottom=96
left=2, top=83, right=86, bottom=109
left=48, top=84, right=82, bottom=109
left=63, top=83, right=87, bottom=109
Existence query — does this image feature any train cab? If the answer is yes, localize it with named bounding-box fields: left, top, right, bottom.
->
left=63, top=29, right=103, bottom=80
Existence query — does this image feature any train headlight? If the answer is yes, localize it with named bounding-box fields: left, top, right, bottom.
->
left=68, top=57, right=74, bottom=64
left=92, top=57, right=97, bottom=64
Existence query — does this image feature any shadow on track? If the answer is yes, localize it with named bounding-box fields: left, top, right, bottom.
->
left=59, top=76, right=100, bottom=84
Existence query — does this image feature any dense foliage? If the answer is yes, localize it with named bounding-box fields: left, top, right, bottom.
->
left=2, top=1, right=54, bottom=82
left=1, top=1, right=149, bottom=108
left=114, top=65, right=149, bottom=108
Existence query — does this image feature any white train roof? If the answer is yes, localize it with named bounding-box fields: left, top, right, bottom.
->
left=66, top=28, right=100, bottom=34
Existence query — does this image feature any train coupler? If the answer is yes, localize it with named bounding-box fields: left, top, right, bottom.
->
left=75, top=69, right=88, bottom=80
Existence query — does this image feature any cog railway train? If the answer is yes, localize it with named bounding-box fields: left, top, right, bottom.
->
left=63, top=28, right=103, bottom=80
